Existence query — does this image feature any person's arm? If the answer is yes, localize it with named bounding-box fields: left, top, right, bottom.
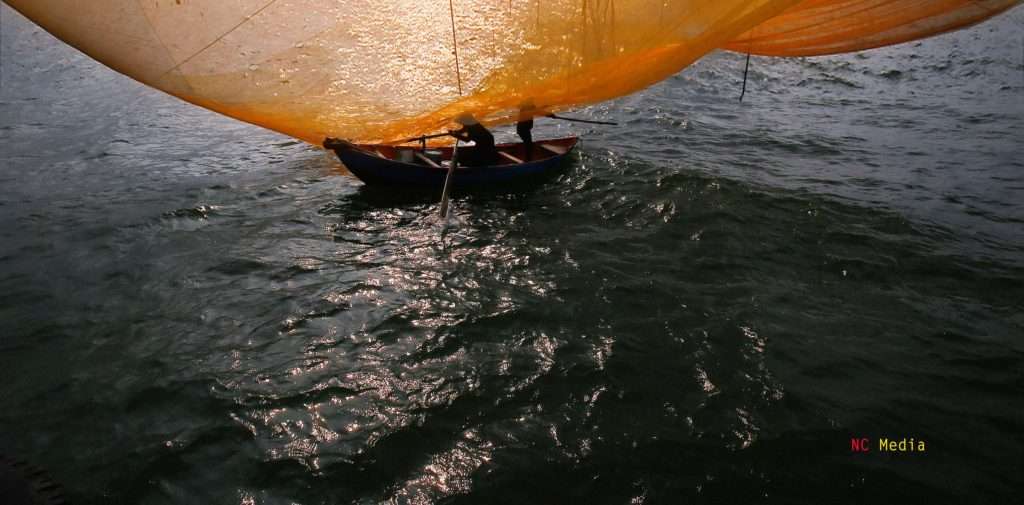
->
left=448, top=128, right=469, bottom=141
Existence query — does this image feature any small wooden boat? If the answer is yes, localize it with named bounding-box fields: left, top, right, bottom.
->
left=323, top=136, right=578, bottom=187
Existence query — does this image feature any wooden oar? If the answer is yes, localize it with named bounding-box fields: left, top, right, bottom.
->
left=397, top=131, right=453, bottom=145
left=439, top=140, right=459, bottom=219
left=546, top=114, right=618, bottom=126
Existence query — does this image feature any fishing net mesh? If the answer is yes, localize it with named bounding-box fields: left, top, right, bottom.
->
left=724, top=0, right=1021, bottom=57
left=4, top=0, right=1019, bottom=143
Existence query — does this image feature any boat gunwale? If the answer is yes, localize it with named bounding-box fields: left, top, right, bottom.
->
left=325, top=136, right=578, bottom=172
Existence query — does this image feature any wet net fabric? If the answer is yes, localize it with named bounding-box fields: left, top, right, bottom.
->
left=4, top=1, right=1019, bottom=143
left=3, top=0, right=796, bottom=143
left=725, top=0, right=1021, bottom=57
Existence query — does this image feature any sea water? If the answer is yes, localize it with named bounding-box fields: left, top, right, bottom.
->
left=1, top=5, right=1021, bottom=504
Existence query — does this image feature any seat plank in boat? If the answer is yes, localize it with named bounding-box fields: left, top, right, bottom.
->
left=414, top=151, right=441, bottom=168
left=498, top=151, right=524, bottom=164
left=539, top=143, right=567, bottom=156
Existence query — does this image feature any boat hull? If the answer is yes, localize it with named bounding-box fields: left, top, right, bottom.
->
left=324, top=137, right=578, bottom=188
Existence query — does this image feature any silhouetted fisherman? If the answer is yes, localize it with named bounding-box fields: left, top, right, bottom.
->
left=517, top=101, right=536, bottom=161
left=516, top=118, right=534, bottom=161
left=449, top=113, right=498, bottom=167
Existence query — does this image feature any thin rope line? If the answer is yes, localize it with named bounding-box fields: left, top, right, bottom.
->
left=449, top=0, right=463, bottom=96
left=159, top=0, right=281, bottom=78
left=740, top=27, right=753, bottom=102
left=133, top=0, right=196, bottom=93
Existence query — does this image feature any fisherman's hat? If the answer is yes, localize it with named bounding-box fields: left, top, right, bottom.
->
left=454, top=113, right=479, bottom=126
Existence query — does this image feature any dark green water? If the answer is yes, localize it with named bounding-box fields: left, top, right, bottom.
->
left=1, top=5, right=1022, bottom=504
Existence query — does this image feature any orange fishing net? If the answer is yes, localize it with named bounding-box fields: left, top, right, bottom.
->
left=725, top=0, right=1021, bottom=56
left=3, top=1, right=1019, bottom=143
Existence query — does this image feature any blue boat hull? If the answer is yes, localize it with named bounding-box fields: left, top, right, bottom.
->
left=324, top=137, right=578, bottom=188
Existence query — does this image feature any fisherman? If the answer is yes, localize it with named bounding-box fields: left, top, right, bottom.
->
left=516, top=101, right=535, bottom=161
left=449, top=113, right=498, bottom=167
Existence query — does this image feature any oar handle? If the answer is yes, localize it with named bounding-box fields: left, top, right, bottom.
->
left=547, top=114, right=618, bottom=126
left=398, top=131, right=453, bottom=145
